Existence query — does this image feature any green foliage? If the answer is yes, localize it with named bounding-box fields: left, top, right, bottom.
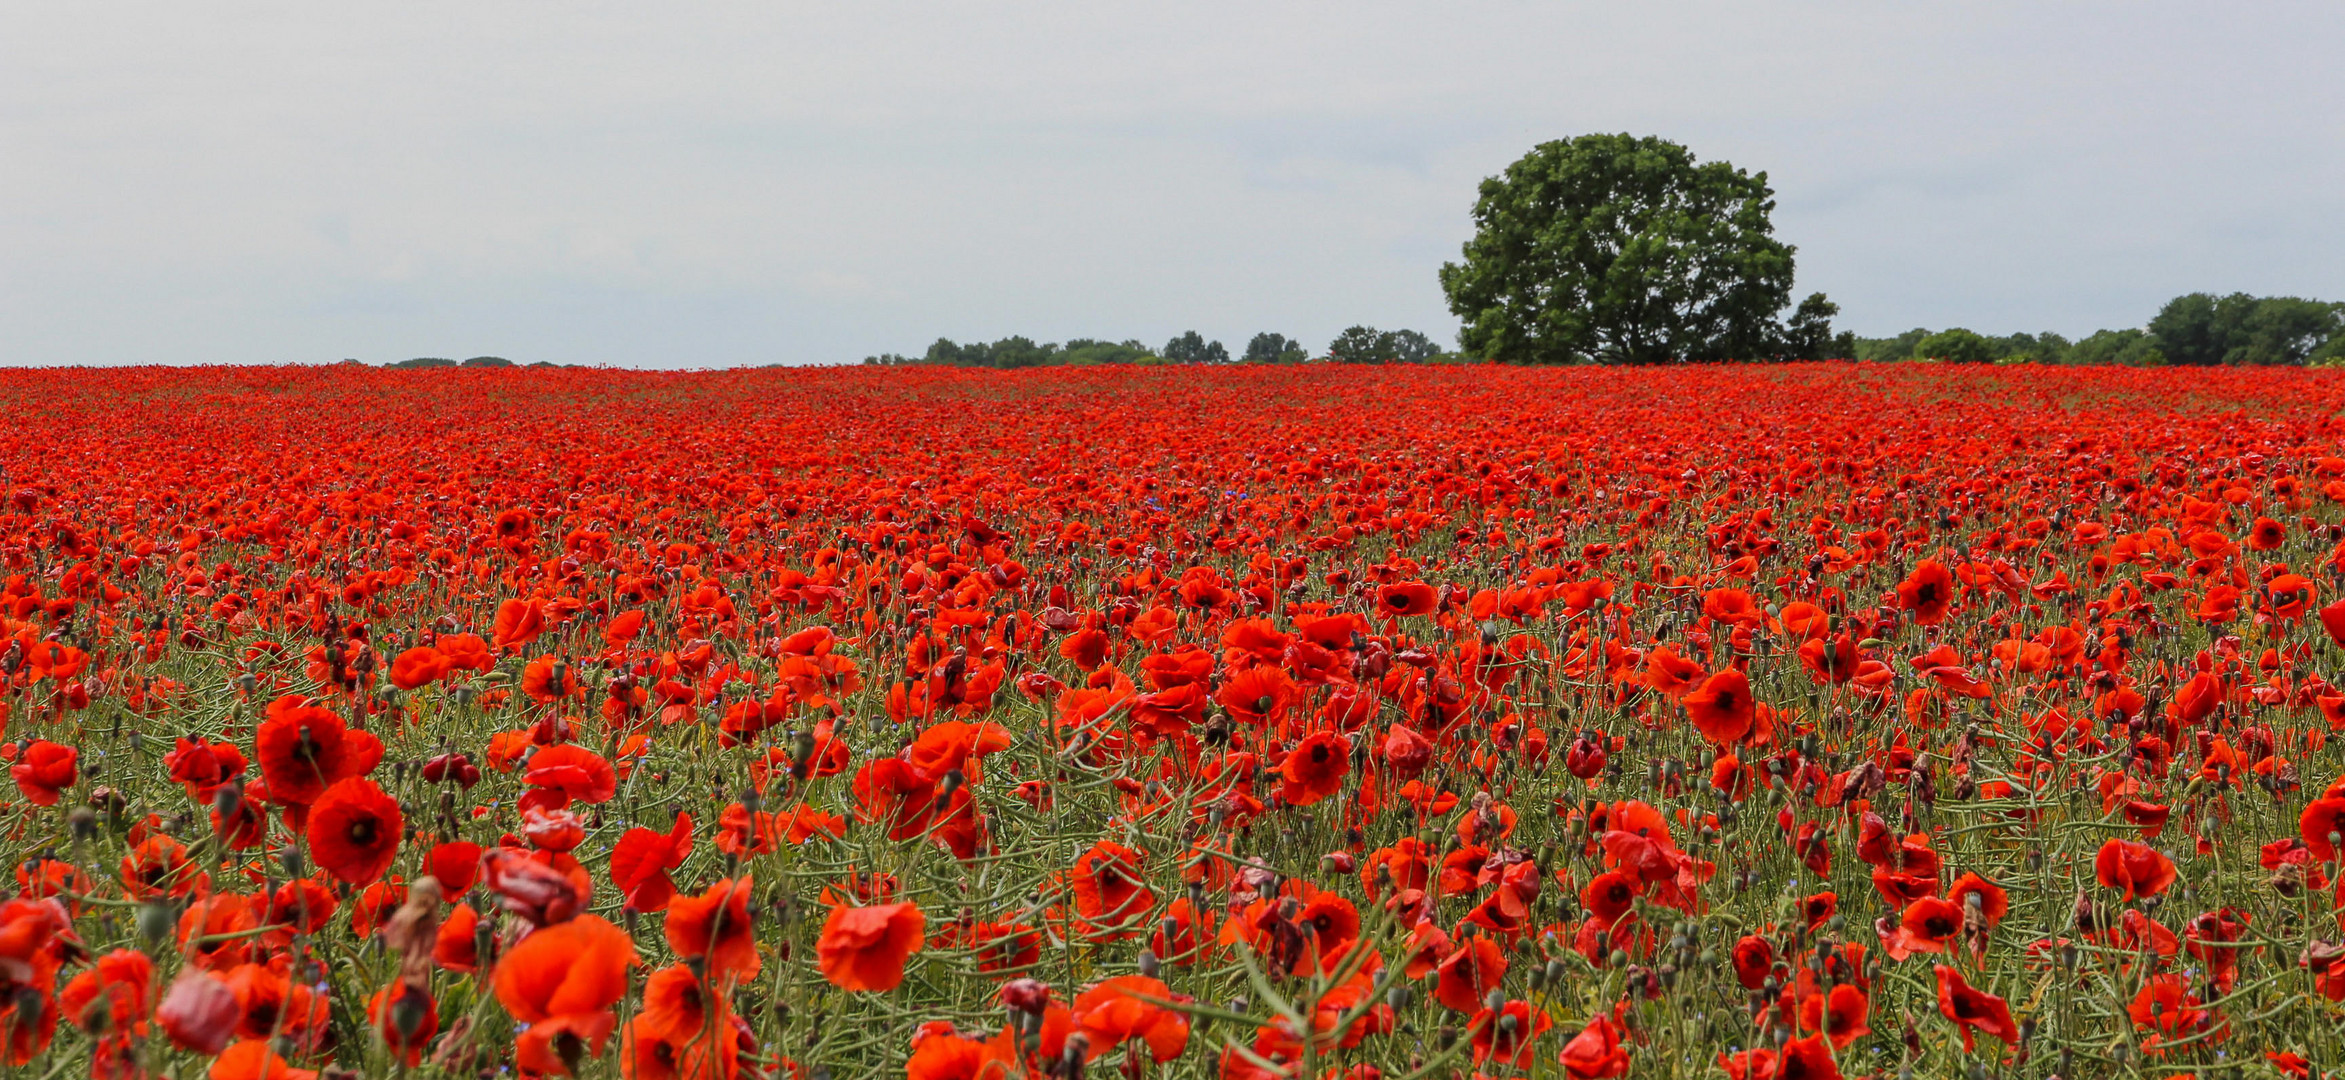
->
left=461, top=356, right=514, bottom=367
left=1912, top=328, right=1998, bottom=364
left=2066, top=328, right=2165, bottom=367
left=1062, top=339, right=1159, bottom=366
left=1439, top=133, right=1803, bottom=364
left=1242, top=332, right=1311, bottom=364
left=1855, top=292, right=2345, bottom=368
left=1854, top=329, right=1929, bottom=363
left=1779, top=293, right=1842, bottom=361
left=1326, top=326, right=1444, bottom=364
left=1161, top=331, right=1231, bottom=364
left=390, top=357, right=456, bottom=368
left=2149, top=292, right=2345, bottom=366
left=906, top=337, right=1162, bottom=368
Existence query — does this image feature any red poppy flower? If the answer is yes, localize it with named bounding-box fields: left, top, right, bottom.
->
left=1071, top=975, right=1191, bottom=1062
left=436, top=633, right=495, bottom=672
left=175, top=893, right=259, bottom=971
left=1069, top=841, right=1154, bottom=938
left=522, top=744, right=618, bottom=812
left=209, top=1039, right=316, bottom=1080
left=367, top=981, right=438, bottom=1066
left=60, top=949, right=152, bottom=1038
left=816, top=901, right=925, bottom=992
left=1945, top=872, right=2008, bottom=928
left=1731, top=934, right=1775, bottom=990
left=1279, top=731, right=1350, bottom=805
left=164, top=736, right=248, bottom=799
left=1883, top=896, right=1962, bottom=960
left=1683, top=668, right=1755, bottom=745
left=1801, top=983, right=1870, bottom=1048
left=1897, top=560, right=1954, bottom=624
left=2127, top=972, right=2215, bottom=1038
left=1434, top=935, right=1507, bottom=1012
left=1557, top=1015, right=1631, bottom=1079
left=2299, top=796, right=2345, bottom=860
left=1376, top=581, right=1439, bottom=617
left=2094, top=839, right=2177, bottom=900
left=492, top=914, right=636, bottom=1073
left=1468, top=999, right=1552, bottom=1069
left=610, top=812, right=694, bottom=912
left=426, top=841, right=484, bottom=895
left=1719, top=1033, right=1841, bottom=1080
left=492, top=598, right=547, bottom=649
left=305, top=778, right=403, bottom=885
left=434, top=904, right=483, bottom=974
left=253, top=695, right=383, bottom=807
left=9, top=740, right=75, bottom=805
left=388, top=646, right=450, bottom=690
left=1932, top=964, right=2018, bottom=1051
left=667, top=875, right=760, bottom=983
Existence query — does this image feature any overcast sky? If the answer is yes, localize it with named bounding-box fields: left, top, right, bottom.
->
left=3, top=2, right=2339, bottom=367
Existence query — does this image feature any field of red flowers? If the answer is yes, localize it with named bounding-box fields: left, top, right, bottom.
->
left=1, top=361, right=2343, bottom=1080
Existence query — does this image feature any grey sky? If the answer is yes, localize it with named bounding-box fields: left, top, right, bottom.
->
left=4, top=2, right=2339, bottom=367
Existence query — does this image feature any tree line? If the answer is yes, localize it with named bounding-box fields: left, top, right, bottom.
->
left=863, top=326, right=1464, bottom=367
left=860, top=133, right=2338, bottom=368
left=1856, top=293, right=2345, bottom=366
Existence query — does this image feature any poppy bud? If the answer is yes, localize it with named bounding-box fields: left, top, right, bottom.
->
left=137, top=900, right=176, bottom=944
left=158, top=972, right=239, bottom=1054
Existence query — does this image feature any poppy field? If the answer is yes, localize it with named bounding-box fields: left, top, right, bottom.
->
left=6, top=361, right=2345, bottom=1080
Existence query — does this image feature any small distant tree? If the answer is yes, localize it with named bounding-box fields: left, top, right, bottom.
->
left=1162, top=331, right=1230, bottom=364
left=923, top=338, right=967, bottom=365
left=2065, top=329, right=2165, bottom=366
left=1913, top=328, right=1996, bottom=364
left=1328, top=326, right=1387, bottom=364
left=1776, top=294, right=1840, bottom=360
left=1384, top=330, right=1442, bottom=363
left=1243, top=333, right=1309, bottom=364
left=462, top=356, right=514, bottom=367
left=1062, top=339, right=1156, bottom=365
left=391, top=357, right=456, bottom=369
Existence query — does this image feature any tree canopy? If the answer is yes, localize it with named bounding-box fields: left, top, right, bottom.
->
left=869, top=337, right=1168, bottom=367
left=1851, top=293, right=2345, bottom=367
left=2148, top=293, right=2345, bottom=366
left=1327, top=327, right=1446, bottom=364
left=1162, top=331, right=1230, bottom=364
left=1440, top=133, right=1829, bottom=364
left=1243, top=332, right=1310, bottom=364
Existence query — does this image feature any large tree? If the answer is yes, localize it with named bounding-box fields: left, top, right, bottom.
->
left=1440, top=134, right=1813, bottom=364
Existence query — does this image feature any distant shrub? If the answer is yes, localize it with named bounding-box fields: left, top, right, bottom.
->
left=390, top=357, right=457, bottom=369
left=462, top=356, right=514, bottom=367
left=1912, top=328, right=1997, bottom=364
